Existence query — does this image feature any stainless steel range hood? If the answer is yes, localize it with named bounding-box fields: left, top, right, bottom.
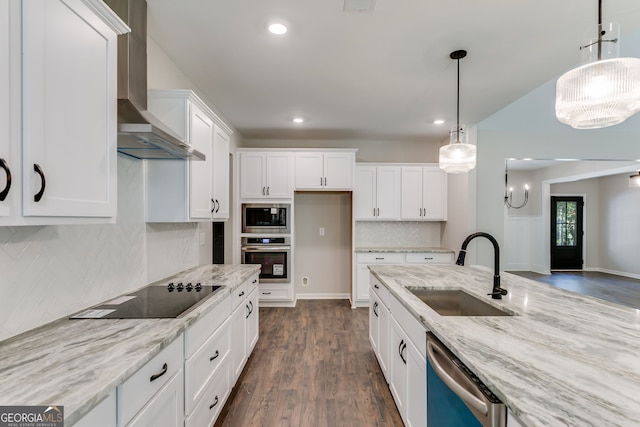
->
left=105, top=0, right=205, bottom=160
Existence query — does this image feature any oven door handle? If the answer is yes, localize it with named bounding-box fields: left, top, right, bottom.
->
left=242, top=246, right=291, bottom=251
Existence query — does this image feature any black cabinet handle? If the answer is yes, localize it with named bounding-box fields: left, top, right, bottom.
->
left=209, top=350, right=219, bottom=362
left=252, top=279, right=257, bottom=284
left=374, top=284, right=379, bottom=289
left=211, top=198, right=215, bottom=213
left=375, top=257, right=384, bottom=260
left=324, top=177, right=327, bottom=186
left=0, top=158, right=11, bottom=201
left=266, top=186, right=269, bottom=196
left=209, top=395, right=219, bottom=410
left=238, top=291, right=245, bottom=297
left=399, top=342, right=407, bottom=364
left=215, top=199, right=220, bottom=213
left=398, top=339, right=404, bottom=358
left=246, top=300, right=254, bottom=319
left=373, top=301, right=378, bottom=317
left=320, top=177, right=323, bottom=186
left=149, top=363, right=168, bottom=382
left=262, top=187, right=265, bottom=196
left=33, top=164, right=45, bottom=202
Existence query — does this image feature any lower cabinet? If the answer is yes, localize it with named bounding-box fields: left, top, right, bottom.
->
left=371, top=274, right=427, bottom=427
left=127, top=370, right=184, bottom=427
left=74, top=390, right=116, bottom=427
left=231, top=274, right=260, bottom=382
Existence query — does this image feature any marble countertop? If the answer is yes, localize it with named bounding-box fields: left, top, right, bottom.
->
left=369, top=264, right=640, bottom=427
left=0, top=264, right=260, bottom=426
left=355, top=246, right=454, bottom=253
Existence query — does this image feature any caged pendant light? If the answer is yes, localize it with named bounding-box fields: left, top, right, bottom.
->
left=555, top=0, right=640, bottom=129
left=439, top=50, right=476, bottom=174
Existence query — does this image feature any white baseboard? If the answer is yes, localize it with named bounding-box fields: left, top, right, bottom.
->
left=531, top=264, right=550, bottom=275
left=259, top=300, right=296, bottom=308
left=504, top=263, right=532, bottom=271
left=296, top=293, right=351, bottom=300
left=592, top=268, right=640, bottom=281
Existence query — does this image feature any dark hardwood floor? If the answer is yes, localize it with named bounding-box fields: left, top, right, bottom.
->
left=215, top=299, right=403, bottom=427
left=509, top=271, right=640, bottom=309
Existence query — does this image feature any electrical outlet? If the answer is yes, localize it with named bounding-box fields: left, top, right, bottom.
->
left=302, top=276, right=309, bottom=286
left=319, top=227, right=325, bottom=236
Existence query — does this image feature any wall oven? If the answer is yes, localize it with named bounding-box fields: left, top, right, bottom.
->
left=242, top=204, right=290, bottom=234
left=241, top=236, right=291, bottom=283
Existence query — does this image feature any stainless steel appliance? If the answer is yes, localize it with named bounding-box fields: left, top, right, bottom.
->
left=241, top=236, right=291, bottom=283
left=426, top=332, right=506, bottom=427
left=70, top=283, right=223, bottom=319
left=242, top=204, right=290, bottom=234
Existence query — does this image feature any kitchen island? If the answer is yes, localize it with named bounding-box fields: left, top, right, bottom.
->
left=0, top=264, right=260, bottom=426
left=369, top=263, right=640, bottom=426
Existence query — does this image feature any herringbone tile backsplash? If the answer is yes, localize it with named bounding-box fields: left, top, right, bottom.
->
left=0, top=155, right=200, bottom=341
left=355, top=221, right=442, bottom=247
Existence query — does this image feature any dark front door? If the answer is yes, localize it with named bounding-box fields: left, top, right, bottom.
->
left=550, top=196, right=584, bottom=270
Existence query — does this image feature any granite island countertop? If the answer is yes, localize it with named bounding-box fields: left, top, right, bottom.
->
left=369, top=264, right=640, bottom=427
left=0, top=264, right=260, bottom=426
left=355, top=246, right=454, bottom=253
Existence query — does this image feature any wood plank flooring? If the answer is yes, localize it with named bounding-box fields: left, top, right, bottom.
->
left=215, top=299, right=404, bottom=427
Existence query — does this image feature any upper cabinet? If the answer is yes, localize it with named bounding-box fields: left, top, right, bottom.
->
left=146, top=90, right=232, bottom=222
left=295, top=151, right=355, bottom=190
left=239, top=152, right=293, bottom=200
left=401, top=166, right=447, bottom=221
left=354, top=165, right=401, bottom=220
left=0, top=0, right=128, bottom=226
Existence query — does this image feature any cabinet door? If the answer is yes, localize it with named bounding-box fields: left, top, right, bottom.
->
left=356, top=263, right=371, bottom=301
left=265, top=153, right=292, bottom=198
left=230, top=303, right=246, bottom=382
left=324, top=152, right=353, bottom=189
left=406, top=339, right=427, bottom=427
left=240, top=153, right=266, bottom=198
left=127, top=371, right=184, bottom=427
left=378, top=300, right=390, bottom=382
left=245, top=287, right=259, bottom=355
left=22, top=0, right=117, bottom=217
left=75, top=390, right=116, bottom=427
left=389, top=317, right=407, bottom=421
left=212, top=126, right=229, bottom=219
left=400, top=167, right=423, bottom=220
left=188, top=103, right=214, bottom=219
left=376, top=166, right=401, bottom=219
left=369, top=291, right=380, bottom=354
left=294, top=152, right=324, bottom=189
left=421, top=167, right=447, bottom=220
left=354, top=166, right=376, bottom=219
left=0, top=1, right=13, bottom=218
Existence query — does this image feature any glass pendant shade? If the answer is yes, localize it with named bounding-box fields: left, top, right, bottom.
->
left=556, top=22, right=640, bottom=129
left=439, top=125, right=476, bottom=174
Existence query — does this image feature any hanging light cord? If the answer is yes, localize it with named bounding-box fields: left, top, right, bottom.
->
left=456, top=55, right=460, bottom=140
left=598, top=0, right=602, bottom=61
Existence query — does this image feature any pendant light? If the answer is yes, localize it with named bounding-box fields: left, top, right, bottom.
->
left=439, top=50, right=476, bottom=174
left=555, top=0, right=640, bottom=129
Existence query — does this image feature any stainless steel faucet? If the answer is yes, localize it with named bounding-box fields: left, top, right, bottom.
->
left=455, top=232, right=508, bottom=299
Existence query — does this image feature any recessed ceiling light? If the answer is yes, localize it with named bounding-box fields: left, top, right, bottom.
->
left=433, top=119, right=445, bottom=125
left=268, top=23, right=287, bottom=35
left=292, top=117, right=304, bottom=123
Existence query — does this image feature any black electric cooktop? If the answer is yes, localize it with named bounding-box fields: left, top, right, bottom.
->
left=70, top=283, right=223, bottom=319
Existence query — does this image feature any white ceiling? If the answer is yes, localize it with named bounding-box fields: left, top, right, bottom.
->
left=147, top=0, right=640, bottom=142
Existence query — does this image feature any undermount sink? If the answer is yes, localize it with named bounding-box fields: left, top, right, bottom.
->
left=406, top=288, right=514, bottom=317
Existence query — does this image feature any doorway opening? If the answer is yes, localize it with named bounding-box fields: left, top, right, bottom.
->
left=550, top=196, right=584, bottom=270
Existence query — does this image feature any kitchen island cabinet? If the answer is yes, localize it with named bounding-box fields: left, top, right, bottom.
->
left=368, top=263, right=640, bottom=426
left=0, top=0, right=128, bottom=225
left=0, top=264, right=260, bottom=426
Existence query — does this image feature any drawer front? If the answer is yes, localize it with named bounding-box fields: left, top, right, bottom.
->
left=258, top=285, right=292, bottom=300
left=356, top=253, right=404, bottom=263
left=185, top=318, right=231, bottom=414
left=231, top=281, right=248, bottom=310
left=370, top=274, right=389, bottom=307
left=246, top=273, right=259, bottom=293
left=405, top=252, right=453, bottom=264
left=185, top=358, right=231, bottom=427
left=75, top=390, right=116, bottom=427
left=185, top=295, right=231, bottom=358
left=126, top=370, right=184, bottom=427
left=389, top=294, right=426, bottom=357
left=120, top=336, right=184, bottom=426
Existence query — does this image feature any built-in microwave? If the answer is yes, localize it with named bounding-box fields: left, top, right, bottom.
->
left=242, top=204, right=290, bottom=234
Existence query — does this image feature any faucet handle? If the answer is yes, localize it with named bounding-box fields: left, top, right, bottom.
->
left=488, top=287, right=508, bottom=299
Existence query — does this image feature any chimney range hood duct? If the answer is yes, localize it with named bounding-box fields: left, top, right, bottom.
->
left=105, top=0, right=205, bottom=160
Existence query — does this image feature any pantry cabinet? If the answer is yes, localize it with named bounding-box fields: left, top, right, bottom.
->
left=354, top=165, right=401, bottom=220
left=401, top=166, right=447, bottom=221
left=0, top=0, right=128, bottom=225
left=240, top=152, right=293, bottom=199
left=294, top=151, right=355, bottom=190
left=146, top=90, right=218, bottom=222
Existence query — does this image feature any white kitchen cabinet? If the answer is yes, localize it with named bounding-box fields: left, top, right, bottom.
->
left=401, top=166, right=447, bottom=221
left=405, top=252, right=454, bottom=264
left=74, top=390, right=116, bottom=427
left=240, top=151, right=293, bottom=199
left=354, top=165, right=401, bottom=220
left=0, top=0, right=126, bottom=225
left=246, top=284, right=260, bottom=355
left=184, top=358, right=230, bottom=427
left=406, top=337, right=427, bottom=427
left=507, top=410, right=526, bottom=427
left=211, top=125, right=230, bottom=220
left=353, top=252, right=403, bottom=305
left=257, top=283, right=294, bottom=303
left=369, top=276, right=390, bottom=382
left=118, top=336, right=184, bottom=427
left=230, top=273, right=260, bottom=382
left=389, top=316, right=408, bottom=419
left=294, top=151, right=355, bottom=190
left=146, top=90, right=215, bottom=222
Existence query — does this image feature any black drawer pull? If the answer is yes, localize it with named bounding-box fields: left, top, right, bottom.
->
left=0, top=158, right=11, bottom=201
left=210, top=350, right=220, bottom=362
left=375, top=257, right=384, bottom=260
left=33, top=163, right=45, bottom=202
left=149, top=363, right=168, bottom=382
left=262, top=292, right=271, bottom=295
left=373, top=301, right=378, bottom=317
left=238, top=291, right=245, bottom=297
left=209, top=395, right=219, bottom=410
left=374, top=284, right=379, bottom=289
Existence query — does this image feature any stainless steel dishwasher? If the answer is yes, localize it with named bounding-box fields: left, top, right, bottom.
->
left=426, top=332, right=506, bottom=427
